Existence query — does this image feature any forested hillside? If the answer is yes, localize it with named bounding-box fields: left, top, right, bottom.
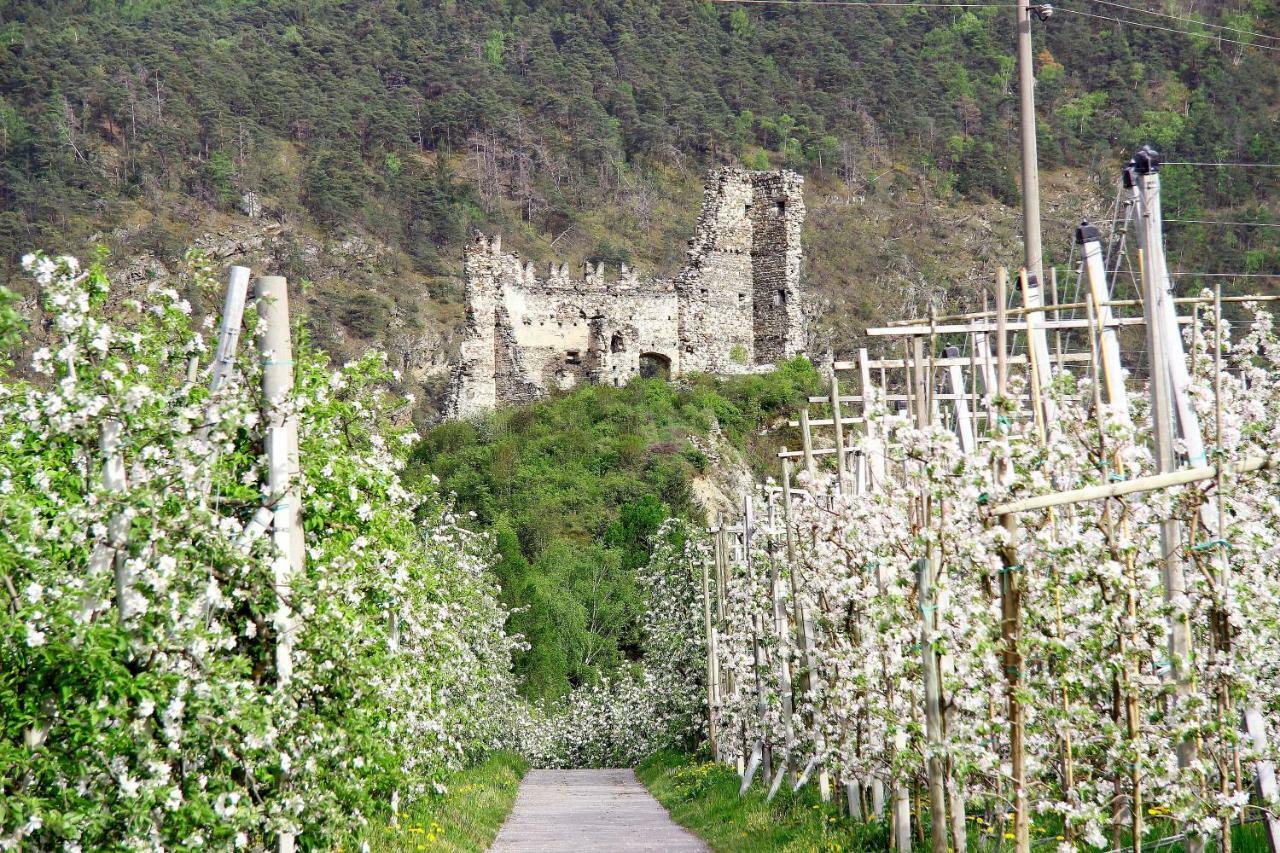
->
left=2, top=0, right=1278, bottom=417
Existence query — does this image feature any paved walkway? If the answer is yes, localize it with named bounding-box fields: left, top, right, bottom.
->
left=489, top=769, right=708, bottom=852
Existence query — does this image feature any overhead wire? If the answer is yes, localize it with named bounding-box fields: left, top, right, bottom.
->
left=707, top=0, right=1010, bottom=7
left=1168, top=272, right=1280, bottom=278
left=1164, top=219, right=1280, bottom=229
left=1077, top=0, right=1280, bottom=43
left=710, top=0, right=1280, bottom=53
left=1164, top=162, right=1280, bottom=168
left=1054, top=6, right=1280, bottom=53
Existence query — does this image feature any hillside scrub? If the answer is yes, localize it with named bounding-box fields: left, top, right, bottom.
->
left=2, top=0, right=1276, bottom=393
left=410, top=357, right=821, bottom=701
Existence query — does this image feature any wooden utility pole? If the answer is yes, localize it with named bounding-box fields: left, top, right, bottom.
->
left=1015, top=0, right=1044, bottom=293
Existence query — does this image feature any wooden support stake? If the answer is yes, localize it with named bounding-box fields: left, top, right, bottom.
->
left=702, top=556, right=720, bottom=761
left=995, top=266, right=1030, bottom=853
left=799, top=408, right=816, bottom=477
left=857, top=349, right=886, bottom=489
left=830, top=370, right=847, bottom=491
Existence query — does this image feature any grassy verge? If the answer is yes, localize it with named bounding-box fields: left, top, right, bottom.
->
left=347, top=751, right=528, bottom=852
left=636, top=750, right=883, bottom=852
left=638, top=751, right=1272, bottom=853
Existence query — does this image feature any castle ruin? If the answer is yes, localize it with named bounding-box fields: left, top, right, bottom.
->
left=446, top=168, right=806, bottom=418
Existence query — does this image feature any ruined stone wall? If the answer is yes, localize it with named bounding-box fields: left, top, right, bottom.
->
left=445, top=168, right=806, bottom=419
left=750, top=171, right=806, bottom=363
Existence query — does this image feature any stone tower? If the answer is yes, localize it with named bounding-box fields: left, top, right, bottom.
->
left=445, top=168, right=806, bottom=419
left=675, top=169, right=806, bottom=373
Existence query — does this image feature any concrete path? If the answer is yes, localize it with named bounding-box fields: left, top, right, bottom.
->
left=488, top=769, right=708, bottom=852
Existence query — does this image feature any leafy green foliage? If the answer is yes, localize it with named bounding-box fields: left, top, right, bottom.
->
left=0, top=0, right=1276, bottom=286
left=1, top=254, right=522, bottom=848
left=411, top=358, right=821, bottom=701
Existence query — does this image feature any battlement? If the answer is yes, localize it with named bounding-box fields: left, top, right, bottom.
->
left=466, top=234, right=671, bottom=293
left=446, top=168, right=806, bottom=418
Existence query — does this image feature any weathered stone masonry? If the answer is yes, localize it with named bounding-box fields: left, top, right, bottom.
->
left=446, top=168, right=806, bottom=418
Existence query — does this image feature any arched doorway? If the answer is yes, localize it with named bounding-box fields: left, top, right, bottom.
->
left=639, top=352, right=672, bottom=381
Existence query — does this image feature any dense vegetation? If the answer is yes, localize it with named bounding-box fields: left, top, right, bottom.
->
left=0, top=255, right=524, bottom=849
left=411, top=358, right=821, bottom=701
left=2, top=0, right=1277, bottom=372
left=0, top=250, right=718, bottom=846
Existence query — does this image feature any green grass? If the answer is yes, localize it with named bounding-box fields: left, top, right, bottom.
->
left=637, top=751, right=1273, bottom=853
left=348, top=751, right=528, bottom=852
left=636, top=750, right=885, bottom=852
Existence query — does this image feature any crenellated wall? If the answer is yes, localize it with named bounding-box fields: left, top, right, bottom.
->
left=446, top=168, right=806, bottom=419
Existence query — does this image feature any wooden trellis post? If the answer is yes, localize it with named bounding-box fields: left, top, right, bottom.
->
left=830, top=369, right=847, bottom=490
left=701, top=555, right=719, bottom=761
left=799, top=408, right=816, bottom=476
left=994, top=266, right=1031, bottom=853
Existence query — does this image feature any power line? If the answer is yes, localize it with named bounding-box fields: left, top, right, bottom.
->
left=712, top=0, right=1280, bottom=53
left=1165, top=218, right=1280, bottom=229
left=1079, top=0, right=1280, bottom=43
left=706, top=0, right=1011, bottom=8
left=1164, top=162, right=1280, bottom=168
left=1168, top=272, right=1280, bottom=278
left=1056, top=6, right=1280, bottom=53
